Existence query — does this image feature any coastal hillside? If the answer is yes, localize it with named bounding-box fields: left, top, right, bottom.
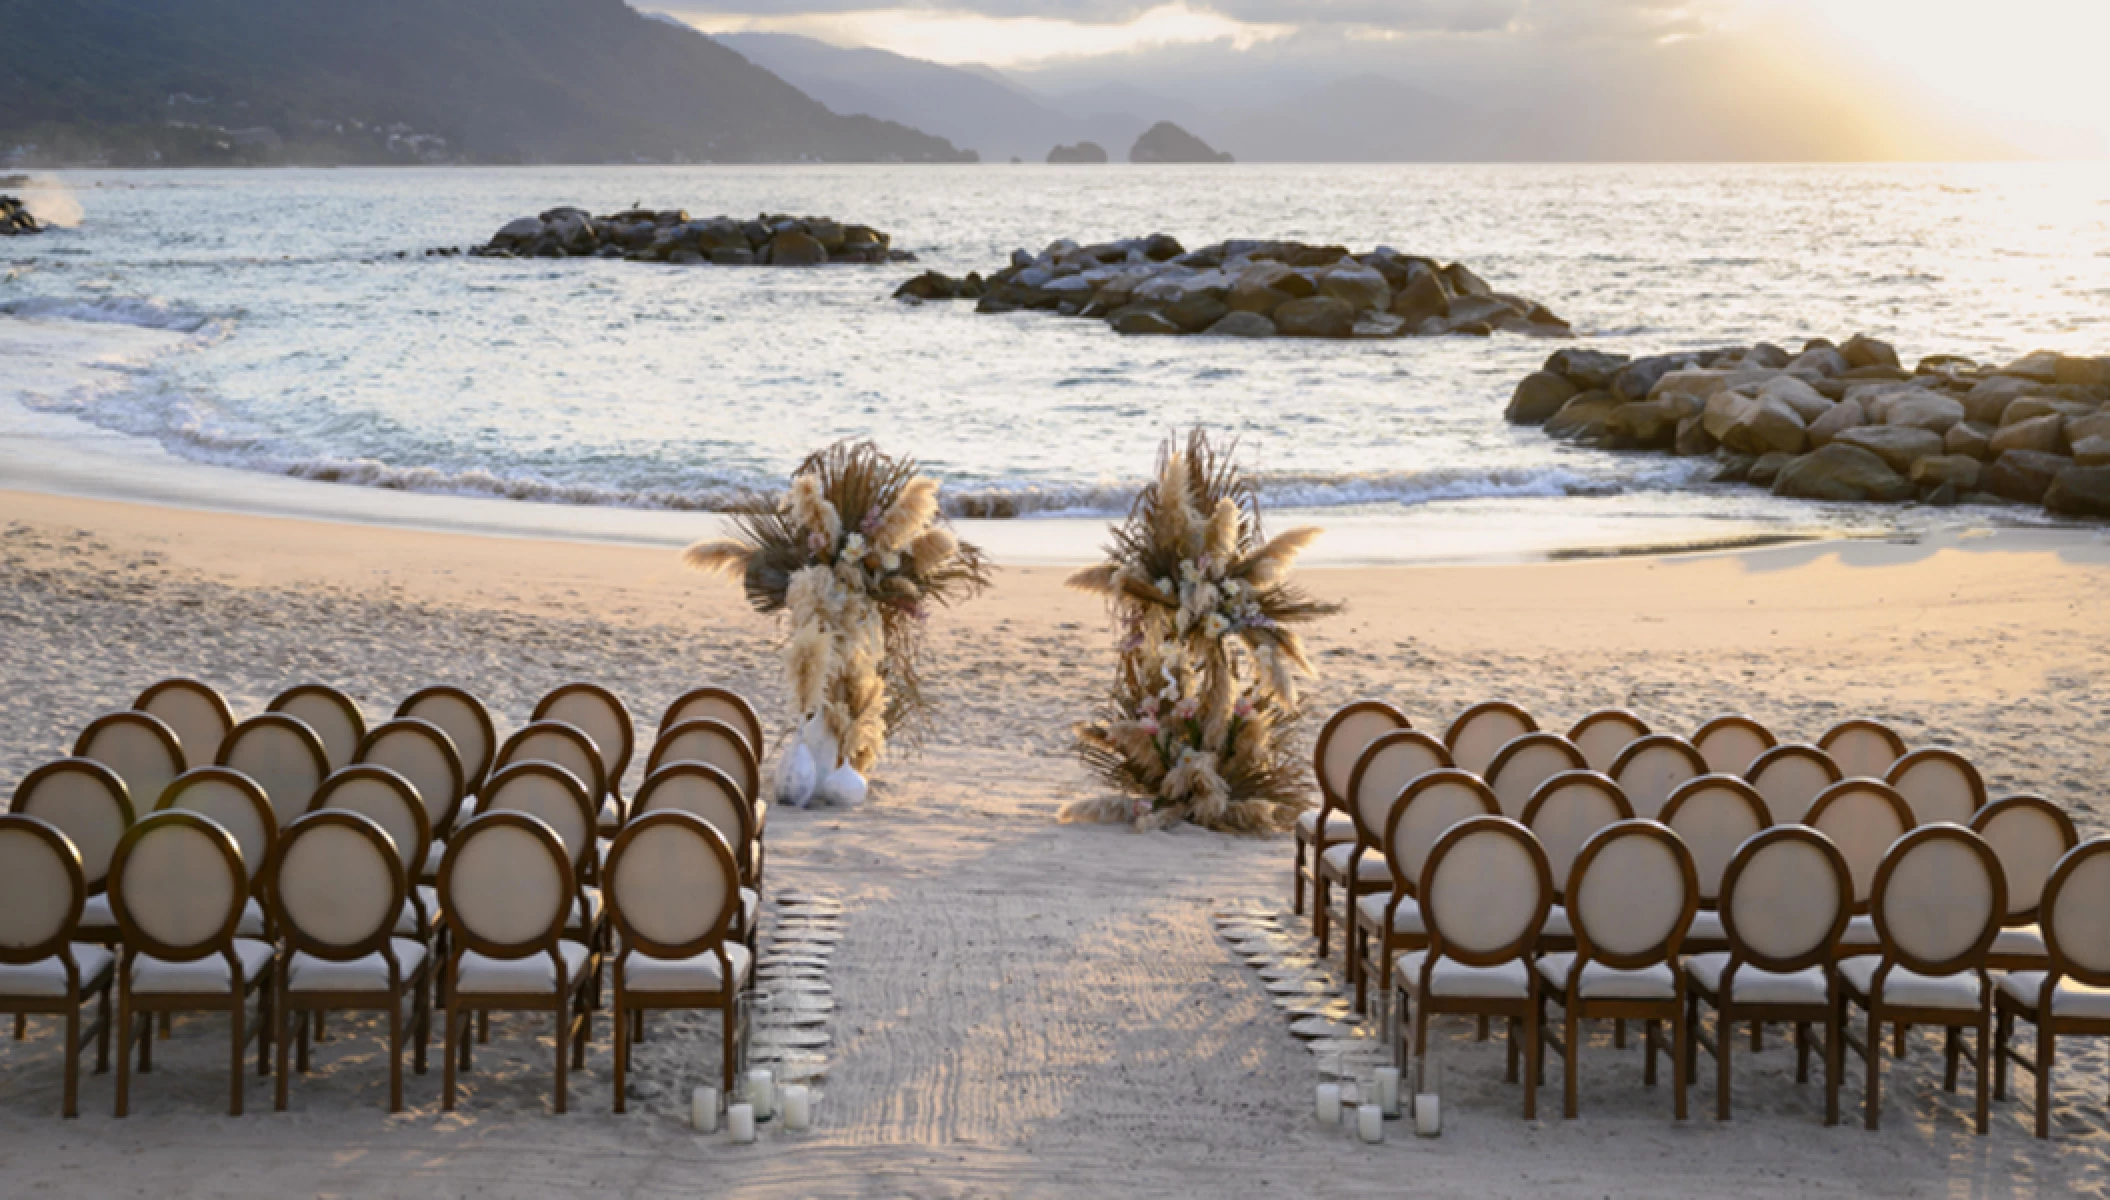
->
left=0, top=0, right=974, bottom=166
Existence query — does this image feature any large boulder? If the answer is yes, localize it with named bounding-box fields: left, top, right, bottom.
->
left=1997, top=350, right=2061, bottom=383
left=2072, top=436, right=2110, bottom=468
left=1650, top=369, right=1732, bottom=403
left=2066, top=412, right=2110, bottom=445
left=1982, top=450, right=2073, bottom=504
left=1606, top=399, right=1689, bottom=449
left=1272, top=296, right=1356, bottom=339
left=1832, top=425, right=1945, bottom=475
left=1721, top=396, right=1808, bottom=456
left=2053, top=355, right=2110, bottom=388
left=1788, top=344, right=1850, bottom=378
left=1760, top=374, right=1833, bottom=423
left=1882, top=392, right=1966, bottom=433
left=1319, top=262, right=1391, bottom=313
left=1164, top=291, right=1231, bottom=333
left=1506, top=372, right=1579, bottom=425
left=1945, top=421, right=1995, bottom=460
left=1772, top=444, right=1913, bottom=503
left=1961, top=376, right=2041, bottom=424
left=1840, top=333, right=1902, bottom=370
left=1702, top=390, right=1756, bottom=441
left=767, top=231, right=827, bottom=266
left=1989, top=413, right=2066, bottom=458
left=1613, top=356, right=1690, bottom=403
left=2045, top=466, right=2110, bottom=516
left=492, top=216, right=545, bottom=244
left=1675, top=415, right=1717, bottom=456
left=1545, top=392, right=1622, bottom=441
left=1910, top=455, right=1982, bottom=492
left=1387, top=268, right=1450, bottom=324
left=1544, top=348, right=1630, bottom=390
left=1204, top=311, right=1276, bottom=338
left=1110, top=308, right=1182, bottom=336
left=1807, top=397, right=1867, bottom=447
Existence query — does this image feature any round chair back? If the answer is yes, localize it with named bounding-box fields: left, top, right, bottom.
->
left=1970, top=795, right=2078, bottom=923
left=660, top=687, right=765, bottom=760
left=604, top=812, right=741, bottom=957
left=1521, top=771, right=1633, bottom=902
left=648, top=718, right=761, bottom=802
left=1418, top=816, right=1552, bottom=966
left=158, top=768, right=275, bottom=888
left=395, top=687, right=496, bottom=793
left=2042, top=840, right=2110, bottom=987
left=1719, top=826, right=1851, bottom=973
left=216, top=714, right=330, bottom=828
left=311, top=766, right=431, bottom=880
left=631, top=763, right=754, bottom=880
left=1567, top=709, right=1651, bottom=775
left=132, top=678, right=234, bottom=770
left=476, top=762, right=595, bottom=872
left=1884, top=748, right=1986, bottom=828
left=1818, top=719, right=1907, bottom=781
left=1313, top=701, right=1411, bottom=813
left=1381, top=770, right=1498, bottom=895
left=1346, top=730, right=1452, bottom=849
left=1691, top=714, right=1777, bottom=777
left=9, top=759, right=132, bottom=890
left=358, top=717, right=466, bottom=835
left=439, top=813, right=571, bottom=957
left=496, top=721, right=608, bottom=808
left=1744, top=743, right=1842, bottom=825
left=1806, top=780, right=1914, bottom=911
left=267, top=684, right=367, bottom=771
left=1484, top=733, right=1586, bottom=819
left=73, top=712, right=184, bottom=816
left=1869, top=825, right=2004, bottom=975
left=1443, top=701, right=1536, bottom=776
left=108, top=811, right=245, bottom=961
left=1659, top=776, right=1771, bottom=908
left=270, top=811, right=403, bottom=961
left=1610, top=734, right=1709, bottom=820
left=533, top=683, right=633, bottom=798
left=1568, top=820, right=1698, bottom=967
left=0, top=815, right=86, bottom=964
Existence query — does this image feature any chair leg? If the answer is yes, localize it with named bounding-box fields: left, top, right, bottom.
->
left=388, top=991, right=404, bottom=1114
left=613, top=994, right=629, bottom=1115
left=1314, top=876, right=1332, bottom=955
left=1644, top=1019, right=1659, bottom=1087
left=62, top=1003, right=79, bottom=1119
left=1943, top=1025, right=1961, bottom=1092
left=1614, top=1018, right=1626, bottom=1049
left=257, top=977, right=272, bottom=1078
left=275, top=988, right=291, bottom=1113
left=415, top=971, right=430, bottom=1076
left=1994, top=1005, right=2011, bottom=1101
left=298, top=1009, right=311, bottom=1074
left=1752, top=1020, right=1763, bottom=1053
left=479, top=1011, right=490, bottom=1044
left=1506, top=1015, right=1520, bottom=1084
left=230, top=991, right=246, bottom=1117
left=442, top=1004, right=460, bottom=1112
left=12, top=1013, right=23, bottom=1040
left=1795, top=1021, right=1811, bottom=1084
left=138, top=1000, right=153, bottom=1074
left=1349, top=922, right=1367, bottom=1015
left=1673, top=1002, right=1689, bottom=1121
left=2036, top=1021, right=2054, bottom=1139
left=722, top=993, right=740, bottom=1097
left=95, top=982, right=112, bottom=1075
left=114, top=991, right=132, bottom=1118
left=1825, top=1000, right=1842, bottom=1127
left=1717, top=1002, right=1734, bottom=1121
left=1524, top=990, right=1540, bottom=1120
left=1895, top=1022, right=1908, bottom=1058
left=1564, top=1007, right=1580, bottom=1119
left=1976, top=1008, right=1992, bottom=1136
left=554, top=995, right=570, bottom=1115
left=1864, top=1008, right=1883, bottom=1131
left=1292, top=836, right=1307, bottom=916
left=159, top=1011, right=172, bottom=1039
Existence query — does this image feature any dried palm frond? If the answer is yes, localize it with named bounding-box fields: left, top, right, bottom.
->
left=681, top=539, right=751, bottom=577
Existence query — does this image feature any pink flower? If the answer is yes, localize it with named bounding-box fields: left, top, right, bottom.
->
left=1137, top=717, right=1160, bottom=735
left=1173, top=697, right=1199, bottom=721
left=1234, top=697, right=1255, bottom=718
left=807, top=531, right=829, bottom=555
left=1139, top=695, right=1161, bottom=716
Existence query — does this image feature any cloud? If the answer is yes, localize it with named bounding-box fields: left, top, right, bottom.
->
left=655, top=0, right=1729, bottom=35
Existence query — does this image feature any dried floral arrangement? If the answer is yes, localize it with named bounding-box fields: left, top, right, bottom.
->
left=684, top=440, right=992, bottom=777
left=1066, top=430, right=1342, bottom=832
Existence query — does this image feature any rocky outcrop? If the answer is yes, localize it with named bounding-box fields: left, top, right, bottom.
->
left=1512, top=336, right=2110, bottom=521
left=0, top=196, right=43, bottom=236
left=1047, top=142, right=1109, bottom=164
left=912, top=234, right=1570, bottom=340
left=1128, top=122, right=1232, bottom=164
left=465, top=208, right=911, bottom=265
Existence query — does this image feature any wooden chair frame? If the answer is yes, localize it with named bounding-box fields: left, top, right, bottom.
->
left=1691, top=714, right=1778, bottom=777
left=1995, top=839, right=2110, bottom=1139
left=1294, top=701, right=1408, bottom=923
left=132, top=678, right=235, bottom=770
left=1609, top=735, right=1710, bottom=821
left=214, top=714, right=332, bottom=830
left=1660, top=776, right=1772, bottom=956
left=1442, top=700, right=1538, bottom=776
left=631, top=763, right=762, bottom=953
left=533, top=683, right=635, bottom=832
left=395, top=686, right=497, bottom=797
left=1972, top=795, right=2077, bottom=972
left=1483, top=733, right=1587, bottom=820
left=9, top=758, right=133, bottom=947
left=268, top=684, right=368, bottom=772
left=1805, top=779, right=1915, bottom=959
left=72, top=711, right=184, bottom=816
left=1567, top=709, right=1651, bottom=774
left=1322, top=729, right=1450, bottom=965
left=0, top=815, right=114, bottom=1117
left=1743, top=743, right=1843, bottom=826
left=1352, top=770, right=1499, bottom=1015
left=157, top=767, right=278, bottom=941
left=1818, top=719, right=1908, bottom=781
left=357, top=717, right=467, bottom=863
left=1883, top=747, right=1986, bottom=827
left=1520, top=770, right=1634, bottom=956
left=659, top=687, right=766, bottom=760
left=497, top=721, right=611, bottom=830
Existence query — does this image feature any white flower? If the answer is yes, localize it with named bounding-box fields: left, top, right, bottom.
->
left=1155, top=576, right=1174, bottom=595
left=1202, top=613, right=1228, bottom=639
left=1179, top=560, right=1200, bottom=584
left=842, top=533, right=868, bottom=559
left=881, top=551, right=901, bottom=573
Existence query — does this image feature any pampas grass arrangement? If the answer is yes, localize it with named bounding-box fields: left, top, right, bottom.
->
left=1066, top=430, right=1341, bottom=833
left=684, top=440, right=991, bottom=774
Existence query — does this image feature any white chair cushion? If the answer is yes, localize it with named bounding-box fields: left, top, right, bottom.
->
left=1538, top=952, right=1678, bottom=1000
left=1355, top=891, right=1425, bottom=935
left=1542, top=905, right=1572, bottom=939
left=1396, top=949, right=1531, bottom=999
left=393, top=886, right=441, bottom=936
left=131, top=939, right=277, bottom=995
left=1684, top=910, right=1726, bottom=946
left=598, top=797, right=620, bottom=825
left=1838, top=957, right=1984, bottom=1010
left=288, top=940, right=429, bottom=993
left=1321, top=842, right=1391, bottom=882
left=1991, top=925, right=2046, bottom=961
left=237, top=896, right=267, bottom=938
left=1684, top=952, right=1828, bottom=1006
left=455, top=941, right=593, bottom=995
left=422, top=842, right=445, bottom=880
left=566, top=887, right=604, bottom=934
left=1838, top=914, right=1879, bottom=949
left=740, top=887, right=759, bottom=931
left=2000, top=972, right=2110, bottom=1019
left=77, top=893, right=117, bottom=935
left=622, top=942, right=754, bottom=994
left=0, top=945, right=115, bottom=997
left=1297, top=809, right=1358, bottom=844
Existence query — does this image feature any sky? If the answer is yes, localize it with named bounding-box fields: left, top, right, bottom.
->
left=659, top=0, right=2110, bottom=158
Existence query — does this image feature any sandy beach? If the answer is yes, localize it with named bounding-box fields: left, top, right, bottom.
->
left=3, top=487, right=2108, bottom=1197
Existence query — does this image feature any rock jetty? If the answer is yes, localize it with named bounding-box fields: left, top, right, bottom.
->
left=0, top=196, right=43, bottom=236
left=466, top=208, right=912, bottom=265
left=1508, top=337, right=2110, bottom=518
left=894, top=235, right=1571, bottom=340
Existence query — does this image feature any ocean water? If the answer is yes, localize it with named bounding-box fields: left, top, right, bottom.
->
left=3, top=163, right=2108, bottom=551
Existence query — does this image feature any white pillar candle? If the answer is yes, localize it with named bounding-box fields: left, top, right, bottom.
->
left=1414, top=1095, right=1441, bottom=1137
left=729, top=1102, right=757, bottom=1143
left=782, top=1084, right=812, bottom=1131
left=691, top=1086, right=720, bottom=1133
left=1375, top=1067, right=1402, bottom=1117
left=1316, top=1082, right=1342, bottom=1124
left=747, top=1068, right=776, bottom=1120
left=1358, top=1104, right=1384, bottom=1144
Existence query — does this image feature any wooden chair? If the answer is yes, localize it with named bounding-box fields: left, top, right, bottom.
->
left=10, top=759, right=133, bottom=946
left=132, top=678, right=234, bottom=770
left=0, top=814, right=115, bottom=1117
left=269, top=810, right=431, bottom=1112
left=311, top=766, right=438, bottom=944
left=631, top=764, right=761, bottom=949
left=73, top=712, right=184, bottom=818
left=395, top=686, right=497, bottom=797
left=1295, top=701, right=1409, bottom=922
left=267, top=684, right=367, bottom=772
left=1884, top=748, right=1986, bottom=828
left=1660, top=777, right=1771, bottom=955
left=1443, top=701, right=1536, bottom=776
left=107, top=811, right=276, bottom=1117
left=1484, top=733, right=1586, bottom=819
left=216, top=714, right=330, bottom=829
left=1322, top=730, right=1449, bottom=963
left=474, top=763, right=605, bottom=952
left=357, top=717, right=466, bottom=878
left=1818, top=719, right=1907, bottom=781
left=533, top=683, right=634, bottom=833
left=1520, top=771, right=1633, bottom=954
left=1973, top=795, right=2079, bottom=971
left=1691, top=714, right=1778, bottom=777
left=1610, top=735, right=1709, bottom=820
left=1743, top=744, right=1842, bottom=825
left=1567, top=709, right=1651, bottom=775
left=1806, top=780, right=1914, bottom=959
left=647, top=718, right=767, bottom=879
left=1538, top=819, right=1698, bottom=1120
left=659, top=687, right=765, bottom=760
left=1839, top=824, right=2004, bottom=1133
left=438, top=812, right=597, bottom=1114
left=157, top=768, right=277, bottom=939
left=1353, top=770, right=1498, bottom=1016
left=495, top=721, right=609, bottom=831
left=1995, top=838, right=2110, bottom=1138
left=1393, top=815, right=1553, bottom=1118
left=605, top=811, right=753, bottom=1110
left=1684, top=826, right=1851, bottom=1123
